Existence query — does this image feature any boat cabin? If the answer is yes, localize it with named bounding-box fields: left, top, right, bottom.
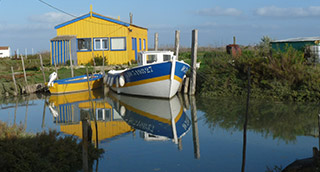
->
left=137, top=51, right=175, bottom=65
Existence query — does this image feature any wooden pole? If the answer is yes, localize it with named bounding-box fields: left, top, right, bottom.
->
left=69, top=41, right=74, bottom=77
left=190, top=96, right=200, bottom=159
left=53, top=47, right=59, bottom=80
left=175, top=30, right=180, bottom=59
left=21, top=55, right=28, bottom=86
left=11, top=66, right=18, bottom=96
left=39, top=54, right=46, bottom=84
left=154, top=33, right=159, bottom=51
left=189, top=29, right=198, bottom=95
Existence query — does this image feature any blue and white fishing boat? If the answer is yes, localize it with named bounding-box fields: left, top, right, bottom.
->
left=106, top=51, right=190, bottom=98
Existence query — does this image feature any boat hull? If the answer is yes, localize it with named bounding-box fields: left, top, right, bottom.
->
left=107, top=61, right=190, bottom=98
left=48, top=74, right=103, bottom=94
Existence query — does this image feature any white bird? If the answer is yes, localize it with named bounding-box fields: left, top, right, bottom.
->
left=47, top=72, right=57, bottom=87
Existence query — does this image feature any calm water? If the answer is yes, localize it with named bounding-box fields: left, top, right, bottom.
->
left=0, top=90, right=319, bottom=172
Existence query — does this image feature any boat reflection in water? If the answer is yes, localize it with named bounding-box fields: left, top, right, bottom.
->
left=47, top=90, right=134, bottom=144
left=107, top=91, right=191, bottom=144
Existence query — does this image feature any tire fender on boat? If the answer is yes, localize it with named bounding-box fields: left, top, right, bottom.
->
left=119, top=75, right=125, bottom=87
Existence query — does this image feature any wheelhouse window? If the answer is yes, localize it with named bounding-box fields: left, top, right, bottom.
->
left=111, top=37, right=126, bottom=51
left=137, top=53, right=142, bottom=65
left=163, top=54, right=171, bottom=61
left=94, top=38, right=109, bottom=50
left=77, top=38, right=91, bottom=51
left=147, top=54, right=157, bottom=64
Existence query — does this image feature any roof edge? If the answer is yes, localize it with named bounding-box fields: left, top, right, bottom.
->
left=54, top=12, right=135, bottom=29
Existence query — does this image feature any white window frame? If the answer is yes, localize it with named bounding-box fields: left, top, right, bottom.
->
left=110, top=37, right=126, bottom=51
left=94, top=38, right=109, bottom=51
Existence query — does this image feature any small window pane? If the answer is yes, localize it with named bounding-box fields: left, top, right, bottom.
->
left=95, top=39, right=101, bottom=50
left=147, top=55, right=157, bottom=63
left=102, top=39, right=108, bottom=49
left=78, top=38, right=91, bottom=51
left=163, top=55, right=171, bottom=61
left=138, top=53, right=142, bottom=64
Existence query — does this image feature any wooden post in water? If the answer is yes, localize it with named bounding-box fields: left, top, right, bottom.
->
left=183, top=77, right=189, bottom=94
left=21, top=55, right=28, bottom=86
left=175, top=30, right=180, bottom=59
left=154, top=33, right=159, bottom=51
left=190, top=95, right=200, bottom=159
left=39, top=54, right=46, bottom=84
left=11, top=66, right=18, bottom=96
left=69, top=41, right=74, bottom=77
left=189, top=29, right=198, bottom=95
left=53, top=50, right=58, bottom=80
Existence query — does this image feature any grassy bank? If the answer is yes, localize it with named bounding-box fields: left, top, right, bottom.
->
left=0, top=53, right=112, bottom=97
left=192, top=46, right=320, bottom=102
left=0, top=121, right=104, bottom=171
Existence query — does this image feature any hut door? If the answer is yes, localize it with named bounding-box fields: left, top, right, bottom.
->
left=132, top=37, right=138, bottom=60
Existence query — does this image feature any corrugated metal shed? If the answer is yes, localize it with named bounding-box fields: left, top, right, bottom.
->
left=51, top=9, right=148, bottom=65
left=50, top=35, right=77, bottom=65
left=271, top=37, right=320, bottom=51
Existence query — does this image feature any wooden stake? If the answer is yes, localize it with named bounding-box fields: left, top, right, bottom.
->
left=53, top=48, right=59, bottom=79
left=69, top=41, right=74, bottom=77
left=175, top=30, right=180, bottom=59
left=92, top=50, right=96, bottom=73
left=11, top=66, right=18, bottom=96
left=154, top=33, right=159, bottom=51
left=39, top=54, right=46, bottom=84
left=21, top=55, right=28, bottom=86
left=189, top=30, right=198, bottom=95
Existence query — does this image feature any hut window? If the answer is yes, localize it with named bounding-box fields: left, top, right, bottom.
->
left=110, top=37, right=126, bottom=51
left=94, top=38, right=109, bottom=50
left=143, top=39, right=146, bottom=50
left=139, top=38, right=141, bottom=50
left=77, top=38, right=91, bottom=51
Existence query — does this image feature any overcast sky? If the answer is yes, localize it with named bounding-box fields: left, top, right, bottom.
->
left=0, top=0, right=319, bottom=53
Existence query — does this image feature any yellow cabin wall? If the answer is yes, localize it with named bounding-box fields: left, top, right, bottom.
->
left=60, top=121, right=134, bottom=142
left=55, top=14, right=148, bottom=65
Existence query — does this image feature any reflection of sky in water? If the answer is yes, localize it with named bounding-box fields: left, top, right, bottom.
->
left=0, top=95, right=319, bottom=172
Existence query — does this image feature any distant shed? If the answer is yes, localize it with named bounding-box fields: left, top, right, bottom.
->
left=51, top=8, right=148, bottom=65
left=270, top=37, right=320, bottom=51
left=0, top=46, right=10, bottom=58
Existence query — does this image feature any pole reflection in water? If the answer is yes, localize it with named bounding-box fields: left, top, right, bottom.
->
left=81, top=110, right=91, bottom=172
left=242, top=66, right=251, bottom=172
left=190, top=95, right=200, bottom=159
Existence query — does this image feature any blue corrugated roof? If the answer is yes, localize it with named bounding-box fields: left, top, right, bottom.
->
left=54, top=12, right=130, bottom=29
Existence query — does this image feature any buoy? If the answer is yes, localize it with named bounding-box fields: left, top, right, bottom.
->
left=120, top=106, right=126, bottom=116
left=119, top=75, right=125, bottom=87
